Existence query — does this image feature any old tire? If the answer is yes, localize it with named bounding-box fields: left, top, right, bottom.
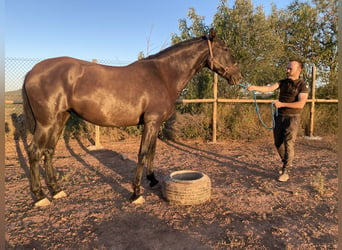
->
left=162, top=170, right=211, bottom=205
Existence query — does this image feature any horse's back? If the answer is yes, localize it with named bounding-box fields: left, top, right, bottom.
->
left=22, top=56, right=176, bottom=127
left=23, top=57, right=153, bottom=127
left=24, top=57, right=89, bottom=86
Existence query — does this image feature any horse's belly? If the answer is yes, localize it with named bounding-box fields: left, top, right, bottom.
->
left=73, top=99, right=143, bottom=127
left=104, top=109, right=142, bottom=127
left=71, top=83, right=148, bottom=127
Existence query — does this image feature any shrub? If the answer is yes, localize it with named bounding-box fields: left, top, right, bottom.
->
left=61, top=102, right=337, bottom=142
left=161, top=111, right=211, bottom=140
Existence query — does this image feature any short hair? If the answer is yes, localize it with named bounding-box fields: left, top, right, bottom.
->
left=289, top=59, right=303, bottom=70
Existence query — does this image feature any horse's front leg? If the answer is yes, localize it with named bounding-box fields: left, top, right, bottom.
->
left=146, top=138, right=159, bottom=188
left=131, top=163, right=144, bottom=201
left=131, top=121, right=159, bottom=201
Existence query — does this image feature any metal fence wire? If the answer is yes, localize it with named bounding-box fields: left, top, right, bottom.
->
left=5, top=57, right=129, bottom=94
left=5, top=57, right=42, bottom=93
left=4, top=57, right=338, bottom=148
left=4, top=57, right=133, bottom=145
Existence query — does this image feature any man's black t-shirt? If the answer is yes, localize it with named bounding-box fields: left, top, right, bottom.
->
left=277, top=78, right=309, bottom=115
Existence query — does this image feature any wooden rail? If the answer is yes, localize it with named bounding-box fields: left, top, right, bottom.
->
left=6, top=99, right=337, bottom=105
left=6, top=66, right=337, bottom=143
left=176, top=98, right=338, bottom=104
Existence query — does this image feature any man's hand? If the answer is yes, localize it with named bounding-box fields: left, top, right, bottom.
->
left=273, top=101, right=284, bottom=108
left=274, top=93, right=308, bottom=109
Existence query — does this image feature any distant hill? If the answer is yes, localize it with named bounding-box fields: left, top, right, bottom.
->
left=5, top=89, right=22, bottom=101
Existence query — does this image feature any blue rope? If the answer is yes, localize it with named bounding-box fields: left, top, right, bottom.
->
left=238, top=83, right=278, bottom=130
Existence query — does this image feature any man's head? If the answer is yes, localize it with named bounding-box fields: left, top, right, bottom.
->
left=286, top=60, right=303, bottom=80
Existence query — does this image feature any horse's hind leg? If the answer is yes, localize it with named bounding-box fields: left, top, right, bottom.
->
left=28, top=139, right=45, bottom=202
left=28, top=113, right=69, bottom=204
left=43, top=113, right=70, bottom=198
left=43, top=148, right=62, bottom=196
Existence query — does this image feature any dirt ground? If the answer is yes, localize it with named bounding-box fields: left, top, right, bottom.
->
left=5, top=133, right=337, bottom=249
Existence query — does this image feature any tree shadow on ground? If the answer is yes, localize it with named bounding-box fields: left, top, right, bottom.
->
left=163, top=140, right=277, bottom=181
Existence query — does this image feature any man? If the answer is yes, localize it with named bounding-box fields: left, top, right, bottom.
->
left=247, top=60, right=309, bottom=182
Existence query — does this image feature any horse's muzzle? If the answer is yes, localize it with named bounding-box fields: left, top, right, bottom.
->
left=228, top=71, right=242, bottom=85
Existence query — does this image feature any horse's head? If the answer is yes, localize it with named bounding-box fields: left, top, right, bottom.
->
left=206, top=29, right=242, bottom=85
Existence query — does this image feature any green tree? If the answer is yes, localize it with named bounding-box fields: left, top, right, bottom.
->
left=173, top=0, right=338, bottom=102
left=278, top=0, right=320, bottom=88
left=172, top=7, right=209, bottom=43
left=279, top=0, right=337, bottom=98
left=313, top=0, right=338, bottom=98
left=171, top=8, right=213, bottom=114
left=167, top=0, right=337, bottom=138
left=213, top=0, right=287, bottom=97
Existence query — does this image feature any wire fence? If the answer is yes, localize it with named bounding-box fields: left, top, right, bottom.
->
left=5, top=57, right=135, bottom=149
left=5, top=57, right=338, bottom=149
left=5, top=57, right=130, bottom=93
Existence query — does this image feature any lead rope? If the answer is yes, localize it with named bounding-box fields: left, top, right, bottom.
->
left=239, top=83, right=278, bottom=130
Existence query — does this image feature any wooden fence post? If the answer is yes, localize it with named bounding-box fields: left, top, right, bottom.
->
left=309, top=66, right=316, bottom=137
left=212, top=73, right=218, bottom=143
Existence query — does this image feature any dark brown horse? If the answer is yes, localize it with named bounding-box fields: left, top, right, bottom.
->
left=22, top=29, right=241, bottom=206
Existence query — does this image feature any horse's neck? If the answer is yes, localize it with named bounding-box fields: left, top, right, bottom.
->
left=156, top=40, right=208, bottom=95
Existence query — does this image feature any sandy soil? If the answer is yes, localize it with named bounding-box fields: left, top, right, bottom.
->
left=5, top=134, right=337, bottom=249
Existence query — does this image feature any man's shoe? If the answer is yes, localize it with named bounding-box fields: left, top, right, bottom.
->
left=278, top=170, right=289, bottom=182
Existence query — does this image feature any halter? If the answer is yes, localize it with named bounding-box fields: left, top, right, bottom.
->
left=207, top=38, right=237, bottom=78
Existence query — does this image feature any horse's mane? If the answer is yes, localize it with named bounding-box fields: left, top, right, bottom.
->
left=143, top=36, right=207, bottom=60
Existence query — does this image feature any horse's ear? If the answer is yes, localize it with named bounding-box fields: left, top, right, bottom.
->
left=209, top=28, right=216, bottom=40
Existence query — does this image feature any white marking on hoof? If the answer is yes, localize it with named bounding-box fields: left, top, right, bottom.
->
left=34, top=197, right=51, bottom=207
left=121, top=153, right=128, bottom=160
left=132, top=196, right=145, bottom=204
left=53, top=190, right=67, bottom=199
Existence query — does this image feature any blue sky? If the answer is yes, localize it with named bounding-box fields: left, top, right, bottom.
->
left=6, top=0, right=290, bottom=64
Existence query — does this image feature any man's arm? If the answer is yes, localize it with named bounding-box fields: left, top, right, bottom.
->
left=247, top=82, right=279, bottom=93
left=274, top=92, right=308, bottom=109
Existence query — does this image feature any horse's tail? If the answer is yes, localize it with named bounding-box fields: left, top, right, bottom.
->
left=22, top=74, right=36, bottom=134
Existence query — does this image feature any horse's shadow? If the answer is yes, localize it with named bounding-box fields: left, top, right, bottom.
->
left=10, top=110, right=276, bottom=204
left=9, top=112, right=152, bottom=205
left=11, top=113, right=29, bottom=164
left=61, top=133, right=164, bottom=205
left=9, top=113, right=39, bottom=201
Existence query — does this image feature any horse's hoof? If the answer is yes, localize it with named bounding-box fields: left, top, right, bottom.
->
left=150, top=179, right=159, bottom=188
left=147, top=173, right=159, bottom=188
left=120, top=153, right=128, bottom=160
left=53, top=190, right=67, bottom=199
left=130, top=193, right=145, bottom=204
left=34, top=197, right=51, bottom=207
left=131, top=195, right=145, bottom=204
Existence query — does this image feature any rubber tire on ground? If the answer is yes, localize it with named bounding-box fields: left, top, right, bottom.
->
left=162, top=170, right=211, bottom=205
